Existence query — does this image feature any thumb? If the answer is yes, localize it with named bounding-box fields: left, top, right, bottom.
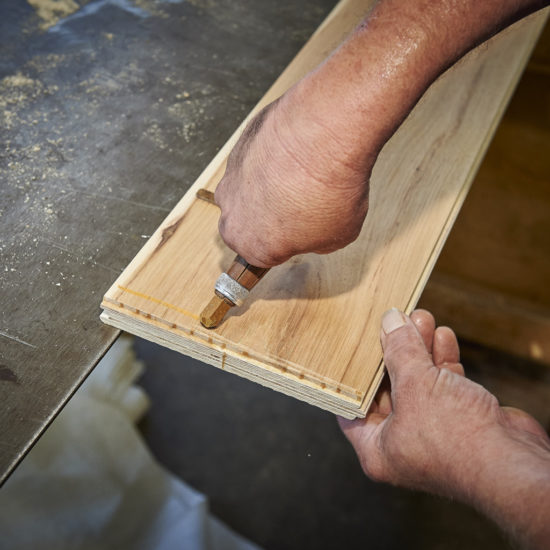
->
left=380, top=308, right=434, bottom=389
left=337, top=413, right=386, bottom=449
left=337, top=414, right=389, bottom=481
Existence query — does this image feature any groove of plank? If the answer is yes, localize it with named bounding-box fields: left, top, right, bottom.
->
left=101, top=0, right=548, bottom=418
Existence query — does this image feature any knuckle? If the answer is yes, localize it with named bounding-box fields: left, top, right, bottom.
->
left=386, top=335, right=424, bottom=364
left=443, top=362, right=464, bottom=376
left=249, top=245, right=285, bottom=268
left=217, top=218, right=239, bottom=252
left=217, top=215, right=228, bottom=239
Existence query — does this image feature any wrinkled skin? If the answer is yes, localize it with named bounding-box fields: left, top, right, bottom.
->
left=215, top=90, right=374, bottom=268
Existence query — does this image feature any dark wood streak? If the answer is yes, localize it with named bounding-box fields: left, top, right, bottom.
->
left=155, top=215, right=186, bottom=254
left=122, top=213, right=186, bottom=292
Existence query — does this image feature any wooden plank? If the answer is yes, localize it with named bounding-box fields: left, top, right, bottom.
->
left=101, top=1, right=548, bottom=418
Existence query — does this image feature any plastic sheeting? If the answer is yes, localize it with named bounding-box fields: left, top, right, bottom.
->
left=0, top=337, right=260, bottom=550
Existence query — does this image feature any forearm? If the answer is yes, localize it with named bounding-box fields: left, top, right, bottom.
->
left=283, top=0, right=548, bottom=169
left=214, top=0, right=548, bottom=266
left=456, top=427, right=550, bottom=549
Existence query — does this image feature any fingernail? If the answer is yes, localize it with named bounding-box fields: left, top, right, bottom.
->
left=382, top=308, right=407, bottom=334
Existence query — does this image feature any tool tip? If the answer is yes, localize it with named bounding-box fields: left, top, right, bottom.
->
left=200, top=295, right=232, bottom=329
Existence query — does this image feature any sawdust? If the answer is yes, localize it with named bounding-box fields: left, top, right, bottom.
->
left=164, top=84, right=216, bottom=143
left=0, top=73, right=46, bottom=129
left=27, top=0, right=80, bottom=29
left=79, top=62, right=145, bottom=95
left=27, top=53, right=67, bottom=73
left=1, top=73, right=37, bottom=88
left=144, top=122, right=168, bottom=150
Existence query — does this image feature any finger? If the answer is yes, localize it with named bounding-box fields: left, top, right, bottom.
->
left=373, top=373, right=392, bottom=415
left=432, top=326, right=464, bottom=375
left=337, top=415, right=386, bottom=463
left=501, top=406, right=550, bottom=441
left=380, top=308, right=434, bottom=388
left=432, top=326, right=460, bottom=366
left=337, top=415, right=388, bottom=481
left=410, top=309, right=435, bottom=353
left=217, top=217, right=279, bottom=268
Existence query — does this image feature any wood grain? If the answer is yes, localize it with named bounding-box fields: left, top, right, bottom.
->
left=101, top=0, right=548, bottom=418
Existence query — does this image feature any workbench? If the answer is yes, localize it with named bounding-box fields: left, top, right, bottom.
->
left=2, top=0, right=549, bottom=485
left=0, top=0, right=336, bottom=485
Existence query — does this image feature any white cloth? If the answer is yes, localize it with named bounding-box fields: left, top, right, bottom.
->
left=0, top=337, right=260, bottom=550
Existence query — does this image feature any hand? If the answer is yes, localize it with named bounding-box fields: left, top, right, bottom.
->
left=338, top=308, right=550, bottom=499
left=215, top=84, right=376, bottom=268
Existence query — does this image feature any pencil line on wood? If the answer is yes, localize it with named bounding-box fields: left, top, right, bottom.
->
left=117, top=285, right=200, bottom=321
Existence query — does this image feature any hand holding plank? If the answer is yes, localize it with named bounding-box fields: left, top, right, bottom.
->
left=340, top=309, right=550, bottom=549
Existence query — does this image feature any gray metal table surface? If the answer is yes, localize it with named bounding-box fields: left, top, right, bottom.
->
left=0, top=0, right=335, bottom=485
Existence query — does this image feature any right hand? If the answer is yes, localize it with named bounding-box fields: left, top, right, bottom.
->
left=339, top=309, right=550, bottom=548
left=215, top=85, right=378, bottom=268
left=339, top=309, right=550, bottom=497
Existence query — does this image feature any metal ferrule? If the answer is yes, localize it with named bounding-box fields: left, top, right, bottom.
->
left=214, top=272, right=249, bottom=307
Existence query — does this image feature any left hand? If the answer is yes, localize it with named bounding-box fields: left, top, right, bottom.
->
left=215, top=83, right=376, bottom=268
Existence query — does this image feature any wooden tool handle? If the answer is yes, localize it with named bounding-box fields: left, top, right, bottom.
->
left=226, top=255, right=269, bottom=291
